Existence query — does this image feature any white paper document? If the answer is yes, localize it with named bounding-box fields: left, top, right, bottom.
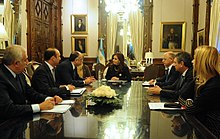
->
left=142, top=81, right=150, bottom=86
left=148, top=102, right=183, bottom=110
left=58, top=100, right=75, bottom=105
left=70, top=88, right=86, bottom=95
left=41, top=105, right=71, bottom=113
left=142, top=81, right=154, bottom=88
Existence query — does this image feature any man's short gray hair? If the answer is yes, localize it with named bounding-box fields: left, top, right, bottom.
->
left=2, top=45, right=26, bottom=65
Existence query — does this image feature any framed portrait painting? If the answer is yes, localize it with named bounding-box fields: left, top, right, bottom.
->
left=71, top=36, right=87, bottom=55
left=160, top=22, right=186, bottom=52
left=71, top=14, right=87, bottom=34
left=197, top=29, right=205, bottom=46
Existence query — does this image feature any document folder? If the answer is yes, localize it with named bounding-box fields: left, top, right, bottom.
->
left=70, top=88, right=86, bottom=96
left=41, top=105, right=71, bottom=113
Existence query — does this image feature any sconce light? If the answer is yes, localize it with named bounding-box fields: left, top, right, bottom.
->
left=145, top=51, right=154, bottom=66
left=0, top=22, right=8, bottom=49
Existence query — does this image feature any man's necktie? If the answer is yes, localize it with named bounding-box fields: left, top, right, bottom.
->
left=179, top=75, right=185, bottom=88
left=73, top=68, right=76, bottom=80
left=52, top=68, right=56, bottom=82
left=15, top=75, right=22, bottom=92
left=165, top=69, right=169, bottom=82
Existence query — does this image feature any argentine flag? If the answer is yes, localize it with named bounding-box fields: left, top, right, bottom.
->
left=97, top=38, right=105, bottom=66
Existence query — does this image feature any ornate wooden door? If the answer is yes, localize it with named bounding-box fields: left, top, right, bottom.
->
left=27, top=0, right=62, bottom=62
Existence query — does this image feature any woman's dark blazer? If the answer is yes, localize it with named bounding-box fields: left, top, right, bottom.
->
left=186, top=75, right=220, bottom=137
left=105, top=64, right=131, bottom=81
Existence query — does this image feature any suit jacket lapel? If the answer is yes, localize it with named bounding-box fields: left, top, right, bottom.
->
left=0, top=64, right=22, bottom=93
left=43, top=63, right=56, bottom=86
left=69, top=61, right=76, bottom=80
left=17, top=74, right=27, bottom=93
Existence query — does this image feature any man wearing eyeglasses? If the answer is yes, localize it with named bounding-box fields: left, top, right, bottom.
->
left=55, top=51, right=95, bottom=87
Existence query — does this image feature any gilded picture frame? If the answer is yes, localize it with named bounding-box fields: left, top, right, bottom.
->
left=160, top=22, right=186, bottom=52
left=71, top=36, right=87, bottom=55
left=71, top=14, right=88, bottom=34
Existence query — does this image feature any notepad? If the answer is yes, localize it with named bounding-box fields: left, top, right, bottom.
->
left=142, top=81, right=154, bottom=87
left=41, top=105, right=71, bottom=113
left=148, top=102, right=183, bottom=110
left=70, top=88, right=86, bottom=96
left=58, top=100, right=75, bottom=105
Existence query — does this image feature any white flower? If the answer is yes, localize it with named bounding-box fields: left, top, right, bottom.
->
left=91, top=85, right=116, bottom=98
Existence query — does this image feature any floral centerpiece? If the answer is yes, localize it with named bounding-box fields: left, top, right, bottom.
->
left=87, top=85, right=121, bottom=106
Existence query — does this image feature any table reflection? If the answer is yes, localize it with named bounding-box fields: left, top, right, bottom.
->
left=0, top=81, right=216, bottom=139
left=150, top=111, right=192, bottom=139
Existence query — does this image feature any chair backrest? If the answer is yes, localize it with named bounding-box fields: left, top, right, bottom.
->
left=77, top=64, right=91, bottom=78
left=102, top=66, right=108, bottom=79
left=82, top=64, right=91, bottom=78
left=144, top=64, right=165, bottom=81
left=94, top=63, right=105, bottom=80
left=25, top=61, right=42, bottom=80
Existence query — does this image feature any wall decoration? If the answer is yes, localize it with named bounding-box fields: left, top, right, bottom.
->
left=71, top=14, right=87, bottom=34
left=71, top=36, right=87, bottom=55
left=160, top=22, right=186, bottom=51
left=197, top=29, right=205, bottom=46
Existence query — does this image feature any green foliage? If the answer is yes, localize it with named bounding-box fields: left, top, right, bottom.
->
left=86, top=95, right=122, bottom=107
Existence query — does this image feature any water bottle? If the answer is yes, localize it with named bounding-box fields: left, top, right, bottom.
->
left=98, top=70, right=102, bottom=81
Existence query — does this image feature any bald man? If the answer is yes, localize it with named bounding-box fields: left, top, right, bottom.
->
left=149, top=51, right=180, bottom=87
left=32, top=48, right=75, bottom=98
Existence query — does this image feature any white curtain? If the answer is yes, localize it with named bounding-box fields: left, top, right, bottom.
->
left=209, top=0, right=220, bottom=47
left=3, top=0, right=14, bottom=45
left=129, top=9, right=144, bottom=62
left=122, top=20, right=128, bottom=56
left=106, top=12, right=118, bottom=60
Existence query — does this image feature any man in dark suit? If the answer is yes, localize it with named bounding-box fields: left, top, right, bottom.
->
left=55, top=51, right=95, bottom=87
left=148, top=51, right=195, bottom=100
left=149, top=51, right=180, bottom=87
left=75, top=19, right=86, bottom=31
left=32, top=48, right=75, bottom=98
left=0, top=45, right=62, bottom=121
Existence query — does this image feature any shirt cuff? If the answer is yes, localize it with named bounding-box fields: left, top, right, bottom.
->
left=154, top=80, right=156, bottom=85
left=45, top=97, right=52, bottom=100
left=33, top=114, right=40, bottom=121
left=65, top=85, right=69, bottom=90
left=31, top=104, right=40, bottom=113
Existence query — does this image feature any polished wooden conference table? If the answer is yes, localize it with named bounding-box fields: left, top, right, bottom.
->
left=0, top=81, right=217, bottom=139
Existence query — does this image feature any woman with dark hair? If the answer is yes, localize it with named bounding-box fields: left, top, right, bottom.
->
left=105, top=52, right=131, bottom=81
